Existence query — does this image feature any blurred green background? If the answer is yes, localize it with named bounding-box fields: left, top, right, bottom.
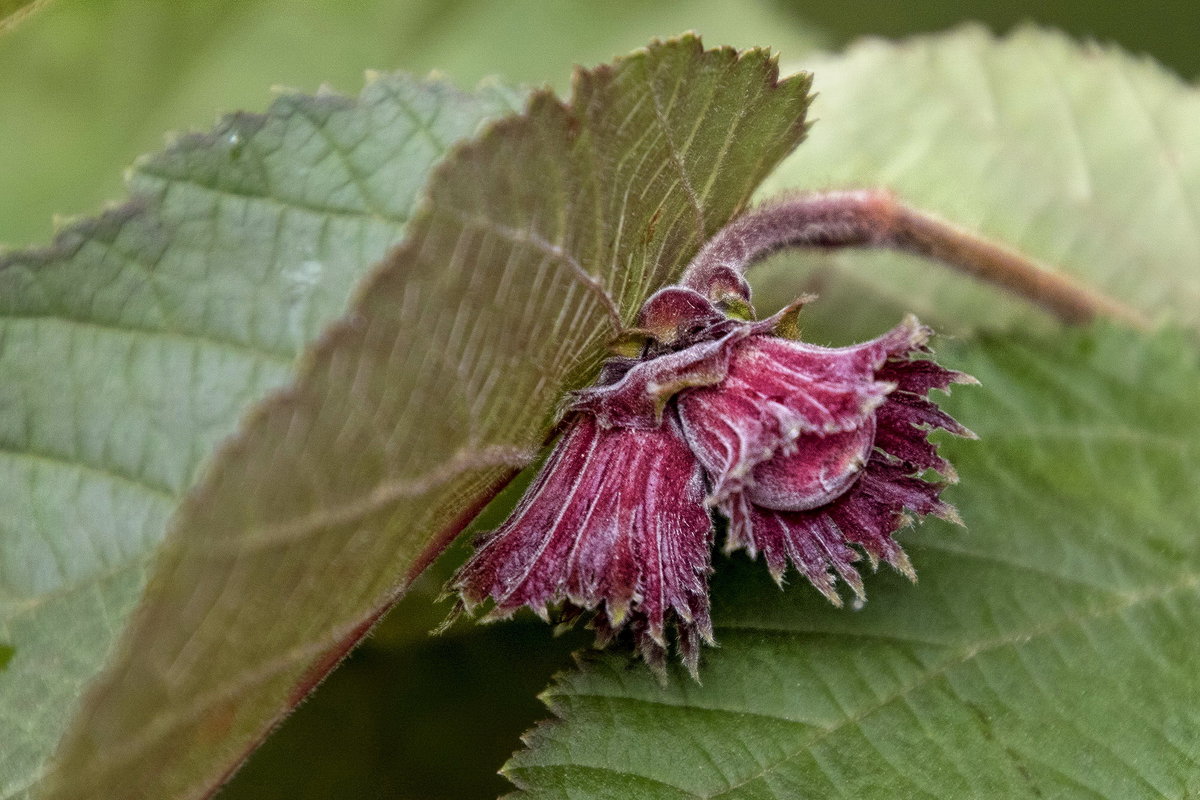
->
left=2, top=0, right=1197, bottom=253
left=2, top=1, right=1195, bottom=797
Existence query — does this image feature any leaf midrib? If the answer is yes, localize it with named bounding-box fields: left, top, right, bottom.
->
left=0, top=312, right=295, bottom=368
left=135, top=166, right=411, bottom=225
left=1, top=560, right=146, bottom=625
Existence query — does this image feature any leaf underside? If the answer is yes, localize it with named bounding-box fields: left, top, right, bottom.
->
left=506, top=325, right=1200, bottom=799
left=0, top=75, right=521, bottom=799
left=33, top=36, right=813, bottom=800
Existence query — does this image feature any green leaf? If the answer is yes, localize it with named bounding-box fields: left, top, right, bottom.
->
left=34, top=37, right=813, bottom=800
left=506, top=325, right=1200, bottom=799
left=752, top=26, right=1200, bottom=341
left=0, top=74, right=519, bottom=800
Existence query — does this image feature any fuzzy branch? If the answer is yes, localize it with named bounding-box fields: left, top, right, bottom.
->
left=680, top=189, right=1149, bottom=329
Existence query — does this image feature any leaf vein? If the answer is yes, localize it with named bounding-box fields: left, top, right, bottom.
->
left=701, top=571, right=1200, bottom=799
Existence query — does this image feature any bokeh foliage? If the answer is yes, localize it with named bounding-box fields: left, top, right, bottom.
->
left=0, top=0, right=821, bottom=250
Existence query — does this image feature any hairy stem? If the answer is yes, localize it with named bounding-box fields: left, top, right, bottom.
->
left=680, top=189, right=1149, bottom=329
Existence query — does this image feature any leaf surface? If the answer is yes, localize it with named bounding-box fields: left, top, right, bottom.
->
left=752, top=26, right=1200, bottom=339
left=0, top=75, right=519, bottom=800
left=34, top=37, right=814, bottom=800
left=507, top=326, right=1200, bottom=799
